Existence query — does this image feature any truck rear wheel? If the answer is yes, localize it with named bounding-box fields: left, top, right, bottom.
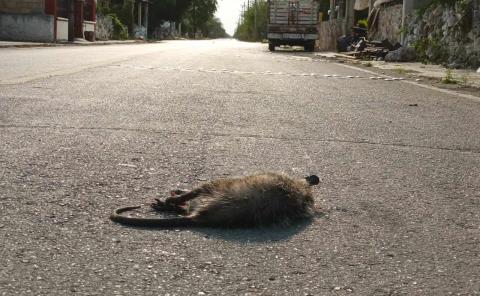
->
left=304, top=41, right=315, bottom=52
left=268, top=42, right=275, bottom=52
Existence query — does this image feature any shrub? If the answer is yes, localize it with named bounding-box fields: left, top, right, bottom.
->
left=109, top=13, right=128, bottom=40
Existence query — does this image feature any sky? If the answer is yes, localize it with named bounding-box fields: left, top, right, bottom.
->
left=215, top=0, right=245, bottom=36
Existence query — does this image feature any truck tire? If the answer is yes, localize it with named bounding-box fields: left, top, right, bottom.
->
left=268, top=42, right=275, bottom=52
left=304, top=41, right=315, bottom=52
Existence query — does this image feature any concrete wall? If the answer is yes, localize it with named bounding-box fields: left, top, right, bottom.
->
left=0, top=13, right=54, bottom=42
left=84, top=20, right=95, bottom=32
left=57, top=17, right=68, bottom=41
left=0, top=0, right=44, bottom=14
left=317, top=19, right=345, bottom=51
left=344, top=0, right=356, bottom=32
left=370, top=3, right=403, bottom=44
left=316, top=0, right=356, bottom=51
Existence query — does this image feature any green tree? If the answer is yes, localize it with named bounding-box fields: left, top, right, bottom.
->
left=234, top=0, right=267, bottom=42
left=97, top=0, right=134, bottom=38
left=201, top=17, right=229, bottom=38
left=148, top=0, right=192, bottom=32
left=99, top=0, right=220, bottom=39
left=146, top=0, right=218, bottom=38
left=181, top=0, right=218, bottom=38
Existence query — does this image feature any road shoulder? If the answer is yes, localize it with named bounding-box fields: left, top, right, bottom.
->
left=315, top=52, right=480, bottom=100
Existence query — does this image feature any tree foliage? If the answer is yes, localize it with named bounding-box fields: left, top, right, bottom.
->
left=201, top=17, right=229, bottom=38
left=97, top=0, right=135, bottom=37
left=234, top=0, right=267, bottom=42
left=180, top=0, right=218, bottom=37
left=98, top=0, right=223, bottom=39
left=148, top=0, right=220, bottom=38
left=148, top=0, right=192, bottom=30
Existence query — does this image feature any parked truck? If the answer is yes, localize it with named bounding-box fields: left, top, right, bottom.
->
left=267, top=0, right=319, bottom=52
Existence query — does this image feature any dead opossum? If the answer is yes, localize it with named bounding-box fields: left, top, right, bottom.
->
left=110, top=172, right=319, bottom=228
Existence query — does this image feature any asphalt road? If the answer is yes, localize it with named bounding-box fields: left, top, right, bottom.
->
left=0, top=39, right=479, bottom=295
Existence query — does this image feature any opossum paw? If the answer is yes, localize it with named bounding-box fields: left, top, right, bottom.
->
left=150, top=198, right=168, bottom=211
left=151, top=198, right=183, bottom=212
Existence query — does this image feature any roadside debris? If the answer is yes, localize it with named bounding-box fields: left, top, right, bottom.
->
left=337, top=26, right=415, bottom=62
left=337, top=26, right=368, bottom=53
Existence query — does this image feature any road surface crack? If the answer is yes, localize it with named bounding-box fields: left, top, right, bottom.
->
left=0, top=124, right=478, bottom=154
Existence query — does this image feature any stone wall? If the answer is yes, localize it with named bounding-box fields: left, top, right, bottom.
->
left=369, top=3, right=403, bottom=44
left=406, top=0, right=480, bottom=68
left=95, top=14, right=113, bottom=40
left=0, top=0, right=44, bottom=14
left=0, top=13, right=54, bottom=42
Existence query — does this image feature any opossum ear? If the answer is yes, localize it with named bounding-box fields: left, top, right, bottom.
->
left=305, top=175, right=320, bottom=186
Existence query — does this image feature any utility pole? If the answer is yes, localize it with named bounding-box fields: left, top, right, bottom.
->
left=193, top=0, right=197, bottom=39
left=67, top=0, right=74, bottom=41
left=401, top=0, right=414, bottom=45
left=472, top=0, right=480, bottom=50
left=254, top=0, right=257, bottom=40
left=144, top=0, right=148, bottom=40
left=474, top=0, right=479, bottom=53
left=242, top=2, right=246, bottom=22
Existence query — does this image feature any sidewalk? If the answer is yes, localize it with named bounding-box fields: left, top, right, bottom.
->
left=315, top=52, right=480, bottom=89
left=0, top=39, right=146, bottom=48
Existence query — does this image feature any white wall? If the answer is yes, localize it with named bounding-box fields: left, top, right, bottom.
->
left=84, top=20, right=95, bottom=32
left=56, top=17, right=68, bottom=41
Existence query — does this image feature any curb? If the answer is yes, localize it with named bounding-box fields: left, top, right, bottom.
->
left=0, top=40, right=148, bottom=49
left=314, top=52, right=480, bottom=90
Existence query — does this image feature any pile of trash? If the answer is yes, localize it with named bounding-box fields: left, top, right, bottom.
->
left=337, top=26, right=416, bottom=62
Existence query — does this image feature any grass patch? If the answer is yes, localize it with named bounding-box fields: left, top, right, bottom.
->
left=441, top=69, right=457, bottom=84
left=394, top=66, right=407, bottom=75
left=459, top=73, right=470, bottom=86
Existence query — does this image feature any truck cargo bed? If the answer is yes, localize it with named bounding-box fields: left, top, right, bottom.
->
left=267, top=0, right=319, bottom=51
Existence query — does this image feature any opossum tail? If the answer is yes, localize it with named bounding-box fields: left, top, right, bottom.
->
left=110, top=206, right=196, bottom=228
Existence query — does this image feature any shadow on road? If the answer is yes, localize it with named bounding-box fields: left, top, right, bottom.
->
left=269, top=46, right=315, bottom=57
left=191, top=218, right=315, bottom=243
left=111, top=207, right=324, bottom=243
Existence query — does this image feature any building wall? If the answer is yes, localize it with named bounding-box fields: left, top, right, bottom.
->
left=0, top=0, right=44, bottom=14
left=0, top=13, right=54, bottom=42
